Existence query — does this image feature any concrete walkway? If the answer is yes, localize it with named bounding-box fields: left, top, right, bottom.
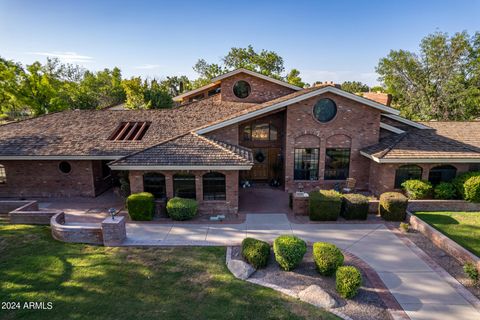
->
left=124, top=213, right=480, bottom=320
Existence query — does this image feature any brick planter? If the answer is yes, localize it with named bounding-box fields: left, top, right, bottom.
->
left=292, top=192, right=309, bottom=216
left=368, top=199, right=480, bottom=214
left=102, top=216, right=126, bottom=246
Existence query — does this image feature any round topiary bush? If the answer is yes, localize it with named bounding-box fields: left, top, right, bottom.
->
left=166, top=197, right=198, bottom=221
left=434, top=182, right=457, bottom=199
left=241, top=238, right=270, bottom=269
left=401, top=179, right=432, bottom=199
left=453, top=171, right=480, bottom=199
left=379, top=192, right=408, bottom=221
left=464, top=176, right=480, bottom=203
left=126, top=192, right=155, bottom=221
left=313, top=242, right=344, bottom=276
left=273, top=235, right=307, bottom=271
left=336, top=266, right=362, bottom=299
left=341, top=193, right=369, bottom=220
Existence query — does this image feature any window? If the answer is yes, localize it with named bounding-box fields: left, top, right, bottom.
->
left=394, top=165, right=422, bottom=188
left=324, top=148, right=350, bottom=180
left=243, top=123, right=278, bottom=141
left=313, top=98, right=337, bottom=123
left=203, top=172, right=226, bottom=200
left=294, top=148, right=319, bottom=180
left=0, top=164, right=6, bottom=184
left=428, top=165, right=457, bottom=185
left=173, top=173, right=196, bottom=199
left=233, top=80, right=251, bottom=99
left=208, top=87, right=221, bottom=96
left=59, top=161, right=72, bottom=174
left=109, top=122, right=151, bottom=141
left=144, top=173, right=166, bottom=199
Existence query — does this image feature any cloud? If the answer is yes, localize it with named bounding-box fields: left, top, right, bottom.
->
left=301, top=69, right=379, bottom=86
left=133, top=64, right=161, bottom=70
left=27, top=51, right=94, bottom=63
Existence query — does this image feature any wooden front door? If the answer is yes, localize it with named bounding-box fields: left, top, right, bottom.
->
left=247, top=148, right=282, bottom=181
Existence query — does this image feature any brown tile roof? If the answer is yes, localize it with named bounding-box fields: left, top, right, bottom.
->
left=109, top=132, right=253, bottom=168
left=418, top=121, right=480, bottom=149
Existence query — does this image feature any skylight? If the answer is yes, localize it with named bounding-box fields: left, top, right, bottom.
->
left=108, top=122, right=151, bottom=141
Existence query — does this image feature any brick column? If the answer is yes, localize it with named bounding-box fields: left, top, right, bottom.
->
left=129, top=171, right=144, bottom=194
left=165, top=173, right=174, bottom=199
left=102, top=216, right=126, bottom=246
left=293, top=193, right=309, bottom=216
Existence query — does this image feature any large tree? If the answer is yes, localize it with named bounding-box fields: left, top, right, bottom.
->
left=376, top=31, right=480, bottom=120
left=341, top=81, right=369, bottom=94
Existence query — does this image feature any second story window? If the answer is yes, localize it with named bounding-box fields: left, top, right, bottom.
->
left=233, top=80, right=251, bottom=99
left=243, top=123, right=278, bottom=141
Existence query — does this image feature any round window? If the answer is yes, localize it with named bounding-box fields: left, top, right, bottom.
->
left=59, top=161, right=72, bottom=174
left=233, top=80, right=251, bottom=99
left=313, top=98, right=337, bottom=123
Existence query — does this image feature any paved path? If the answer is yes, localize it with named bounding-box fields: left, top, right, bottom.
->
left=124, top=214, right=480, bottom=320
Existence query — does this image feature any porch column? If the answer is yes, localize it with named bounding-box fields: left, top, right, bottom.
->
left=165, top=173, right=174, bottom=199
left=129, top=171, right=144, bottom=194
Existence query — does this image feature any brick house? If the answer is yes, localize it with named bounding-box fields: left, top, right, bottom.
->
left=0, top=68, right=479, bottom=213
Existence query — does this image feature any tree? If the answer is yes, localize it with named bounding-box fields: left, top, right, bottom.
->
left=0, top=57, right=26, bottom=119
left=341, top=81, right=370, bottom=93
left=159, top=76, right=192, bottom=96
left=144, top=79, right=173, bottom=109
left=121, top=77, right=145, bottom=109
left=376, top=31, right=480, bottom=120
left=286, top=69, right=306, bottom=88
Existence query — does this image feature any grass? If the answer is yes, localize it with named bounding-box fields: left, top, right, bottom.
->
left=0, top=223, right=339, bottom=320
left=415, top=211, right=480, bottom=257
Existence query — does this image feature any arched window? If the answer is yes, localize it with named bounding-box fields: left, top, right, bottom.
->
left=0, top=164, right=6, bottom=184
left=173, top=173, right=196, bottom=199
left=243, top=123, right=278, bottom=141
left=428, top=165, right=457, bottom=185
left=203, top=172, right=226, bottom=200
left=143, top=173, right=166, bottom=199
left=394, top=165, right=422, bottom=188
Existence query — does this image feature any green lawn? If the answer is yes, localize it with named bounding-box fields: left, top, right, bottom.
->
left=0, top=223, right=338, bottom=320
left=415, top=211, right=480, bottom=257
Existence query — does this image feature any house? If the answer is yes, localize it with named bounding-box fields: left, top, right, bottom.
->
left=0, top=68, right=479, bottom=214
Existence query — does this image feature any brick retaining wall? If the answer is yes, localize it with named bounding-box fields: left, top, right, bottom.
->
left=50, top=212, right=103, bottom=245
left=1, top=200, right=62, bottom=224
left=368, top=199, right=480, bottom=214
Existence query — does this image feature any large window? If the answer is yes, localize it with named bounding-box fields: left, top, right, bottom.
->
left=0, top=164, right=6, bottom=184
left=394, top=165, right=422, bottom=188
left=203, top=172, right=226, bottom=200
left=173, top=173, right=196, bottom=199
left=233, top=80, right=251, bottom=99
left=243, top=123, right=278, bottom=141
left=144, top=173, right=166, bottom=199
left=428, top=165, right=457, bottom=185
left=324, top=148, right=350, bottom=180
left=313, top=98, right=337, bottom=123
left=294, top=148, right=319, bottom=180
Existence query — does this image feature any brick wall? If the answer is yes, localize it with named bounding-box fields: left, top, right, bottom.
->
left=7, top=200, right=61, bottom=224
left=205, top=124, right=239, bottom=145
left=50, top=212, right=103, bottom=244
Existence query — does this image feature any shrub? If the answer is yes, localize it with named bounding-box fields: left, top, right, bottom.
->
left=399, top=222, right=410, bottom=233
left=273, top=235, right=307, bottom=271
left=341, top=193, right=369, bottom=220
left=309, top=190, right=342, bottom=221
left=464, top=176, right=480, bottom=203
left=379, top=192, right=408, bottom=221
left=434, top=182, right=457, bottom=199
left=453, top=171, right=480, bottom=199
left=401, top=179, right=432, bottom=199
left=463, top=262, right=479, bottom=283
left=126, top=192, right=155, bottom=221
left=313, top=242, right=344, bottom=276
left=166, top=197, right=198, bottom=221
left=241, top=238, right=270, bottom=269
left=336, top=266, right=362, bottom=299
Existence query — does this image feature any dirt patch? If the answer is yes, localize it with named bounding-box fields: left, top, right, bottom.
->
left=231, top=246, right=390, bottom=320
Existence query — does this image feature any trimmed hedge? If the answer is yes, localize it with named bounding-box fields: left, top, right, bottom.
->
left=166, top=197, right=198, bottom=221
left=434, top=182, right=457, bottom=199
left=126, top=192, right=155, bottom=221
left=401, top=179, right=432, bottom=199
left=379, top=192, right=408, bottom=221
left=313, top=242, right=344, bottom=276
left=341, top=194, right=369, bottom=220
left=464, top=176, right=480, bottom=203
left=453, top=171, right=480, bottom=199
left=309, top=190, right=342, bottom=221
left=336, top=266, right=362, bottom=299
left=241, top=238, right=270, bottom=269
left=273, top=235, right=307, bottom=271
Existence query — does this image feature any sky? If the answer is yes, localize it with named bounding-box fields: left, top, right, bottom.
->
left=1, top=0, right=479, bottom=86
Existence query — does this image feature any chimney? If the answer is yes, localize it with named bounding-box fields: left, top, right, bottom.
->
left=362, top=92, right=392, bottom=106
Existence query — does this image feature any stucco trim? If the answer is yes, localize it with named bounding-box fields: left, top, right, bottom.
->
left=382, top=114, right=431, bottom=129
left=380, top=122, right=405, bottom=134
left=360, top=151, right=480, bottom=163
left=109, top=165, right=252, bottom=170
left=0, top=155, right=120, bottom=160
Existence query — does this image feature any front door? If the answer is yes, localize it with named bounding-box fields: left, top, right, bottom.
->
left=251, top=148, right=269, bottom=180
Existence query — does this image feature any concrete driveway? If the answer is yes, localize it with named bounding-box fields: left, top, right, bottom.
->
left=124, top=213, right=480, bottom=320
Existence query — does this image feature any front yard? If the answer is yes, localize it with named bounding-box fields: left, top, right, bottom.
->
left=414, top=211, right=480, bottom=257
left=0, top=223, right=338, bottom=320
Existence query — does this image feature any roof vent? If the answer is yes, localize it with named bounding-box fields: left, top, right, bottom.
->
left=108, top=122, right=151, bottom=141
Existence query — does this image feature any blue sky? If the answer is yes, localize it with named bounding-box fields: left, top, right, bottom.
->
left=1, top=0, right=479, bottom=85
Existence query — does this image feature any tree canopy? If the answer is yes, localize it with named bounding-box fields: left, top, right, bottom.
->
left=340, top=81, right=370, bottom=94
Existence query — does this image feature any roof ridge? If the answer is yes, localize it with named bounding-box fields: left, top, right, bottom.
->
left=193, top=133, right=250, bottom=163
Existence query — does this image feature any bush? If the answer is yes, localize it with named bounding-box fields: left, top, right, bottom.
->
left=126, top=192, right=155, bottom=221
left=433, top=182, right=456, bottom=199
left=464, top=176, right=480, bottom=203
left=241, top=238, right=270, bottom=269
left=379, top=192, right=408, bottom=221
left=166, top=197, right=198, bottom=221
left=341, top=194, right=369, bottom=220
left=313, top=242, right=344, bottom=276
left=453, top=171, right=480, bottom=199
left=463, top=262, right=479, bottom=283
left=273, top=235, right=307, bottom=271
left=399, top=222, right=410, bottom=233
left=401, top=179, right=432, bottom=199
left=309, top=190, right=342, bottom=221
left=336, top=266, right=362, bottom=299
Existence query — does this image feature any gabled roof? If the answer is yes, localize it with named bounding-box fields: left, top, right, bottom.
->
left=109, top=132, right=253, bottom=170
